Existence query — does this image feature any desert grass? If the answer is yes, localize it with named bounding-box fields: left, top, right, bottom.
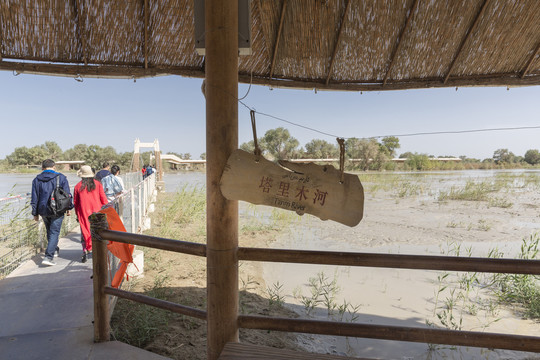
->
left=110, top=187, right=303, bottom=358
left=429, top=235, right=540, bottom=335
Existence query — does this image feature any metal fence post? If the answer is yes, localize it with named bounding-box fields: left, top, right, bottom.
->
left=131, top=188, right=136, bottom=233
left=38, top=219, right=44, bottom=251
left=138, top=186, right=142, bottom=232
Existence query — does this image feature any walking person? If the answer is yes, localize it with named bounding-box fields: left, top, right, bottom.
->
left=111, top=165, right=126, bottom=215
left=73, top=165, right=108, bottom=263
left=141, top=164, right=147, bottom=179
left=30, top=159, right=73, bottom=266
left=101, top=165, right=124, bottom=203
left=95, top=162, right=111, bottom=182
left=146, top=164, right=154, bottom=178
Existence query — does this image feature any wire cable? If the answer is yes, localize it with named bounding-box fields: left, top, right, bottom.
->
left=239, top=100, right=344, bottom=139
left=240, top=99, right=540, bottom=141
left=369, top=125, right=540, bottom=139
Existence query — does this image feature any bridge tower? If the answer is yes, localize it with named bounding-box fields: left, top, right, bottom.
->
left=132, top=138, right=163, bottom=183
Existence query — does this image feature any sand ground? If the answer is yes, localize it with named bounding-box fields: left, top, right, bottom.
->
left=113, top=170, right=540, bottom=360
left=262, top=171, right=540, bottom=359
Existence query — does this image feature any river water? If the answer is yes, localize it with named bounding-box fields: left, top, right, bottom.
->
left=4, top=168, right=539, bottom=197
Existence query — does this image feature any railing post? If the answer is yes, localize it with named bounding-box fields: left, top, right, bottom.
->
left=130, top=188, right=136, bottom=233
left=38, top=219, right=44, bottom=251
left=89, top=212, right=110, bottom=342
left=205, top=1, right=239, bottom=359
left=138, top=185, right=142, bottom=232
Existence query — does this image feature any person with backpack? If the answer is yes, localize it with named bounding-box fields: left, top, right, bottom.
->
left=30, top=159, right=73, bottom=266
left=146, top=164, right=154, bottom=177
left=73, top=165, right=108, bottom=263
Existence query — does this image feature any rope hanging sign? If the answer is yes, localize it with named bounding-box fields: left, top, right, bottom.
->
left=221, top=114, right=363, bottom=226
left=220, top=149, right=364, bottom=227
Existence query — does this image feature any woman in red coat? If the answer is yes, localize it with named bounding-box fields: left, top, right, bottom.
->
left=74, top=165, right=108, bottom=263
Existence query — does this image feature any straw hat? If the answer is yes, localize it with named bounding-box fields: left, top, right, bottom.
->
left=77, top=165, right=94, bottom=178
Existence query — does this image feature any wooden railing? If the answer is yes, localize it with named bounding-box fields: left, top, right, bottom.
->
left=91, top=227, right=540, bottom=354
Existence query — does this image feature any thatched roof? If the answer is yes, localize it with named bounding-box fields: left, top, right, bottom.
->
left=0, top=0, right=539, bottom=91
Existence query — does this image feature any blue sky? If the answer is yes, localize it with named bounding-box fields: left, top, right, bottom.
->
left=1, top=70, right=539, bottom=160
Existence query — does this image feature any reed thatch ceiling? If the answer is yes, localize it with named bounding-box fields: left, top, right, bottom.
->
left=0, top=0, right=539, bottom=91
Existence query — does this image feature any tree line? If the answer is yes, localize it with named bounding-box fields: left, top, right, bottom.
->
left=3, top=142, right=136, bottom=171
left=1, top=142, right=199, bottom=172
left=3, top=133, right=540, bottom=172
left=240, top=127, right=540, bottom=171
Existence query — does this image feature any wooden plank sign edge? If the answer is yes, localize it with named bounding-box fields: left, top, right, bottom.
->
left=220, top=149, right=364, bottom=227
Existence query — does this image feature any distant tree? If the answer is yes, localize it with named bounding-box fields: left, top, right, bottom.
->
left=117, top=152, right=133, bottom=170
left=6, top=146, right=30, bottom=165
left=303, top=139, right=338, bottom=159
left=261, top=127, right=299, bottom=160
left=240, top=139, right=266, bottom=156
left=405, top=153, right=431, bottom=170
left=200, top=152, right=206, bottom=160
left=63, top=144, right=89, bottom=161
left=459, top=155, right=480, bottom=163
left=493, top=148, right=515, bottom=164
left=346, top=137, right=387, bottom=171
left=41, top=141, right=63, bottom=160
left=6, top=145, right=48, bottom=166
left=344, top=138, right=361, bottom=159
left=399, top=151, right=414, bottom=159
left=380, top=136, right=400, bottom=157
left=524, top=149, right=540, bottom=165
left=85, top=145, right=119, bottom=169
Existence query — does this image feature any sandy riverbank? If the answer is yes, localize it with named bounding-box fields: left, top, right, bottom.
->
left=262, top=171, right=540, bottom=359
left=112, top=170, right=540, bottom=359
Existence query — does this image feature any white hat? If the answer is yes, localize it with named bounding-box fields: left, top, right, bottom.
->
left=77, top=165, right=94, bottom=178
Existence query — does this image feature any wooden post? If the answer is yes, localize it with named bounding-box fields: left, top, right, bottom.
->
left=90, top=212, right=110, bottom=342
left=205, top=1, right=239, bottom=359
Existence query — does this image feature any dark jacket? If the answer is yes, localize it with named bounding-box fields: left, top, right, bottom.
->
left=95, top=169, right=111, bottom=182
left=30, top=170, right=73, bottom=217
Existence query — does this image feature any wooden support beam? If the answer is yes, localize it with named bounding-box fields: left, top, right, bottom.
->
left=105, top=286, right=207, bottom=320
left=0, top=13, right=3, bottom=61
left=238, top=247, right=540, bottom=275
left=325, top=0, right=351, bottom=86
left=144, top=0, right=149, bottom=69
left=205, top=1, right=239, bottom=359
left=238, top=315, right=540, bottom=353
left=73, top=0, right=88, bottom=65
left=99, top=229, right=206, bottom=256
left=382, top=0, right=418, bottom=86
left=269, top=0, right=288, bottom=80
left=2, top=60, right=539, bottom=91
left=0, top=60, right=204, bottom=78
left=443, top=0, right=490, bottom=84
left=521, top=39, right=540, bottom=78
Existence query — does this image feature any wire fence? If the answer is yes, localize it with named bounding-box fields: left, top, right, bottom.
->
left=0, top=172, right=156, bottom=279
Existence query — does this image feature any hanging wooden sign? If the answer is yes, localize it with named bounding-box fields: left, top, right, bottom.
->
left=220, top=149, right=364, bottom=227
